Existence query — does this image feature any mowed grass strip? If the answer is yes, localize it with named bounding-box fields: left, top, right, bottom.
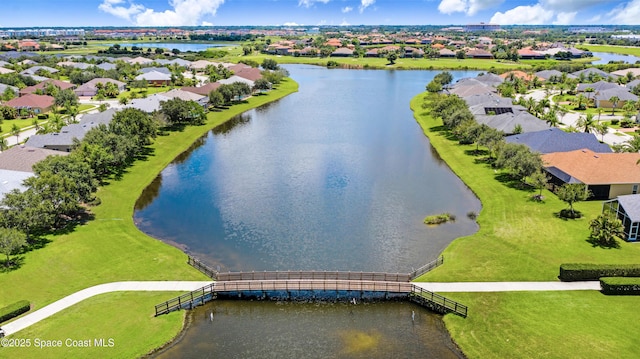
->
left=0, top=79, right=298, bottom=356
left=411, top=93, right=640, bottom=359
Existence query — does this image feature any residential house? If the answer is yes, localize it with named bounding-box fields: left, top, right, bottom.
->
left=233, top=67, right=263, bottom=82
left=0, top=83, right=19, bottom=96
left=56, top=61, right=92, bottom=70
left=438, top=48, right=456, bottom=58
left=218, top=75, right=255, bottom=88
left=140, top=67, right=172, bottom=75
left=535, top=70, right=576, bottom=81
left=611, top=68, right=640, bottom=78
left=74, top=78, right=126, bottom=97
left=4, top=93, right=54, bottom=114
left=0, top=146, right=69, bottom=172
left=0, top=169, right=32, bottom=200
left=603, top=194, right=640, bottom=241
left=403, top=47, right=424, bottom=58
left=593, top=87, right=638, bottom=109
left=160, top=89, right=208, bottom=107
left=78, top=108, right=117, bottom=127
left=0, top=67, right=14, bottom=75
left=189, top=60, right=214, bottom=71
left=330, top=47, right=354, bottom=57
left=505, top=128, right=612, bottom=154
left=542, top=149, right=640, bottom=200
left=96, top=62, right=117, bottom=71
left=126, top=94, right=167, bottom=113
left=576, top=80, right=620, bottom=93
left=571, top=67, right=616, bottom=80
left=135, top=70, right=172, bottom=86
left=127, top=56, right=154, bottom=66
left=25, top=121, right=108, bottom=152
left=465, top=48, right=493, bottom=59
left=474, top=73, right=504, bottom=87
left=19, top=79, right=76, bottom=96
left=626, top=79, right=640, bottom=92
left=20, top=65, right=59, bottom=76
left=18, top=40, right=40, bottom=51
left=182, top=82, right=221, bottom=97
left=500, top=70, right=543, bottom=82
left=517, top=48, right=546, bottom=60
left=475, top=111, right=550, bottom=134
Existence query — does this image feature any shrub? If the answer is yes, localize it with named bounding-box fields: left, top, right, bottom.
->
left=600, top=277, right=640, bottom=295
left=610, top=119, right=620, bottom=125
left=559, top=263, right=640, bottom=281
left=424, top=213, right=456, bottom=225
left=467, top=211, right=478, bottom=220
left=0, top=300, right=30, bottom=323
left=620, top=119, right=634, bottom=128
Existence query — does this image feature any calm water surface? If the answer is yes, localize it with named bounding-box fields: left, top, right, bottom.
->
left=153, top=301, right=464, bottom=359
left=591, top=52, right=640, bottom=64
left=135, top=65, right=480, bottom=273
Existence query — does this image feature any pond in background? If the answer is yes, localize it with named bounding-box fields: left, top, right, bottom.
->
left=134, top=65, right=481, bottom=273
left=591, top=52, right=640, bottom=65
left=102, top=42, right=232, bottom=52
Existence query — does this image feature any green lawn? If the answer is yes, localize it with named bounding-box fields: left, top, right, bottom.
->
left=118, top=86, right=172, bottom=100
left=0, top=80, right=298, bottom=357
left=0, top=118, right=47, bottom=137
left=411, top=93, right=640, bottom=359
left=582, top=44, right=640, bottom=57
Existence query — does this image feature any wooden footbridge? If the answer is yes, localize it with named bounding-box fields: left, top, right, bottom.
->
left=154, top=256, right=467, bottom=318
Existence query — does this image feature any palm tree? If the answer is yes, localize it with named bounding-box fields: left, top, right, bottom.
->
left=526, top=97, right=537, bottom=112
left=554, top=105, right=567, bottom=125
left=609, top=95, right=620, bottom=115
left=575, top=94, right=588, bottom=110
left=589, top=213, right=625, bottom=246
left=622, top=135, right=640, bottom=152
left=544, top=108, right=560, bottom=127
left=10, top=123, right=20, bottom=144
left=577, top=113, right=597, bottom=133
left=594, top=122, right=609, bottom=142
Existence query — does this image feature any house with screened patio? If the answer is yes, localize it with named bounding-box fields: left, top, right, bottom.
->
left=603, top=194, right=640, bottom=242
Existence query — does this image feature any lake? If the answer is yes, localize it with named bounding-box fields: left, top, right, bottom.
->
left=137, top=65, right=481, bottom=358
left=591, top=52, right=640, bottom=65
left=103, top=42, right=232, bottom=52
left=134, top=65, right=481, bottom=273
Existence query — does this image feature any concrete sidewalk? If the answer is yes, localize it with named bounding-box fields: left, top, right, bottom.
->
left=2, top=281, right=212, bottom=336
left=412, top=281, right=601, bottom=293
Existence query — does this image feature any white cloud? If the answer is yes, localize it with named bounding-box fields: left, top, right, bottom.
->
left=342, top=6, right=353, bottom=13
left=608, top=0, right=640, bottom=24
left=98, top=0, right=145, bottom=21
left=490, top=4, right=553, bottom=24
left=359, top=0, right=375, bottom=13
left=99, top=0, right=225, bottom=26
left=553, top=11, right=577, bottom=25
left=438, top=0, right=466, bottom=14
left=298, top=0, right=330, bottom=8
left=541, top=0, right=613, bottom=12
left=283, top=22, right=303, bottom=26
left=438, top=0, right=503, bottom=16
left=467, top=0, right=504, bottom=16
left=340, top=18, right=350, bottom=26
left=587, top=14, right=602, bottom=23
left=201, top=21, right=213, bottom=26
left=317, top=19, right=327, bottom=26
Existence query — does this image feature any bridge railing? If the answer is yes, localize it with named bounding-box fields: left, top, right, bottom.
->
left=212, top=279, right=414, bottom=293
left=216, top=271, right=410, bottom=282
left=155, top=282, right=216, bottom=316
left=410, top=284, right=467, bottom=318
left=187, top=256, right=218, bottom=280
left=409, top=256, right=444, bottom=280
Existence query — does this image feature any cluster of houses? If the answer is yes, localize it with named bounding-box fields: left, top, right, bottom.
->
left=0, top=52, right=271, bottom=203
left=449, top=71, right=640, bottom=241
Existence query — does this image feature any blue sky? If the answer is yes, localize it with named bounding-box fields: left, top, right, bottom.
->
left=1, top=0, right=639, bottom=27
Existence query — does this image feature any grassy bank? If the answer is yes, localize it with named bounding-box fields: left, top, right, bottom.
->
left=411, top=93, right=640, bottom=358
left=0, top=79, right=298, bottom=358
left=582, top=44, right=640, bottom=57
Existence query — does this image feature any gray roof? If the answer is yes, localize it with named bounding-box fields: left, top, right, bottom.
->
left=25, top=74, right=50, bottom=82
left=545, top=166, right=582, bottom=184
left=160, top=89, right=206, bottom=102
left=96, top=62, right=117, bottom=71
left=135, top=71, right=172, bottom=81
left=79, top=108, right=117, bottom=126
left=0, top=60, right=10, bottom=68
left=447, top=84, right=496, bottom=97
left=572, top=67, right=615, bottom=78
left=475, top=111, right=550, bottom=134
left=505, top=128, right=612, bottom=154
left=576, top=80, right=620, bottom=92
left=0, top=145, right=69, bottom=172
left=594, top=87, right=638, bottom=102
left=617, top=194, right=640, bottom=222
left=218, top=75, right=254, bottom=87
left=462, top=93, right=513, bottom=107
left=140, top=67, right=171, bottom=74
left=534, top=70, right=577, bottom=80
left=0, top=169, right=32, bottom=199
left=626, top=79, right=640, bottom=91
left=475, top=73, right=503, bottom=86
left=126, top=94, right=166, bottom=112
left=20, top=65, right=59, bottom=75
left=26, top=123, right=101, bottom=149
left=155, top=58, right=191, bottom=67
left=0, top=83, right=18, bottom=95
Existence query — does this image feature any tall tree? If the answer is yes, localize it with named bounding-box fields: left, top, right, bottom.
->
left=557, top=183, right=590, bottom=217
left=609, top=95, right=620, bottom=115
left=0, top=227, right=26, bottom=266
left=576, top=113, right=597, bottom=133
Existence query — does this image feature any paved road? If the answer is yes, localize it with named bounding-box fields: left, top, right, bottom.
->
left=1, top=280, right=601, bottom=337
left=1, top=281, right=212, bottom=336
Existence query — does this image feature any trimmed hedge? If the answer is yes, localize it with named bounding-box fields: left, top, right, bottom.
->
left=601, top=277, right=640, bottom=295
left=559, top=263, right=640, bottom=281
left=0, top=300, right=30, bottom=324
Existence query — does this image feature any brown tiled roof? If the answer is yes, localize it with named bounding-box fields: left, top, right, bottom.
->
left=234, top=67, right=262, bottom=82
left=5, top=93, right=54, bottom=109
left=181, top=82, right=221, bottom=96
left=542, top=149, right=640, bottom=185
left=0, top=146, right=69, bottom=172
left=500, top=70, right=543, bottom=82
left=20, top=79, right=76, bottom=95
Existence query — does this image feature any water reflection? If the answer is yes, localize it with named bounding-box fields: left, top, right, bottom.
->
left=153, top=300, right=465, bottom=359
left=211, top=112, right=252, bottom=136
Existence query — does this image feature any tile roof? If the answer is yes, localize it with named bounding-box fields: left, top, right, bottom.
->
left=576, top=80, right=620, bottom=92
left=506, top=128, right=612, bottom=154
left=182, top=82, right=221, bottom=96
left=79, top=108, right=117, bottom=127
left=0, top=145, right=69, bottom=172
left=20, top=79, right=76, bottom=94
left=161, top=89, right=206, bottom=102
left=233, top=67, right=262, bottom=82
left=5, top=93, right=54, bottom=109
left=218, top=75, right=254, bottom=87
left=475, top=111, right=550, bottom=134
left=541, top=149, right=640, bottom=185
left=135, top=71, right=172, bottom=81
left=612, top=68, right=640, bottom=77
left=571, top=67, right=615, bottom=78
left=0, top=169, right=32, bottom=199
left=594, top=87, right=638, bottom=102
left=140, top=67, right=171, bottom=74
left=534, top=70, right=577, bottom=80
